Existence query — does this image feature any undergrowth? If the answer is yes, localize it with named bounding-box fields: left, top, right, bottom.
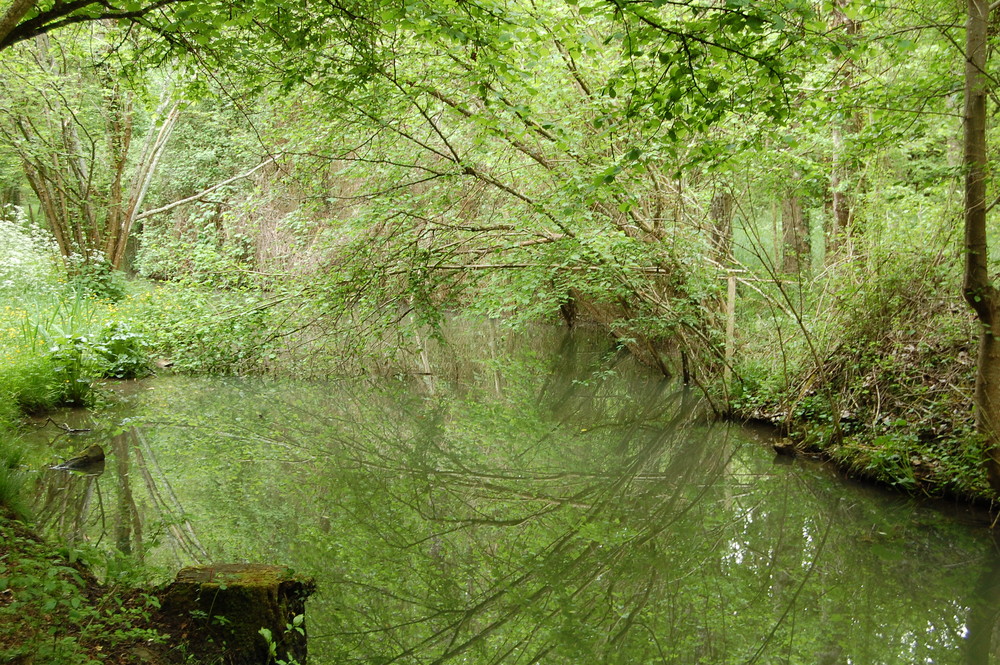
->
left=0, top=516, right=167, bottom=665
left=729, top=248, right=991, bottom=500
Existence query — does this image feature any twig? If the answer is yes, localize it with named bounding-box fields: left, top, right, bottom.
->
left=45, top=416, right=91, bottom=434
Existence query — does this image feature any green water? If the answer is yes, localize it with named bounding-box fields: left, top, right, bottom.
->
left=27, top=325, right=1000, bottom=664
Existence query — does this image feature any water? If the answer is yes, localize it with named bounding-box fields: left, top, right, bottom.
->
left=25, top=323, right=1000, bottom=664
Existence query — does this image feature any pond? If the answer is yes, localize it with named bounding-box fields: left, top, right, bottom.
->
left=25, top=322, right=1000, bottom=664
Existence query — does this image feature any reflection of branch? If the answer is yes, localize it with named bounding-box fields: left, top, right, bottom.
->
left=44, top=416, right=91, bottom=434
left=744, top=516, right=834, bottom=665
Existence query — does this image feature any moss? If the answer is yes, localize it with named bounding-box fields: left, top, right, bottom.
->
left=159, top=564, right=316, bottom=665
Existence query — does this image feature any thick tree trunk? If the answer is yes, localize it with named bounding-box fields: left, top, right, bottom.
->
left=963, top=0, right=1000, bottom=493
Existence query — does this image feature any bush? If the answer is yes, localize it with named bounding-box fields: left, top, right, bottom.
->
left=94, top=321, right=151, bottom=379
left=65, top=257, right=129, bottom=302
left=124, top=283, right=279, bottom=374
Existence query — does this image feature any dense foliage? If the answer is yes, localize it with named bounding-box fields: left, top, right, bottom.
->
left=2, top=0, right=1000, bottom=658
left=0, top=0, right=993, bottom=496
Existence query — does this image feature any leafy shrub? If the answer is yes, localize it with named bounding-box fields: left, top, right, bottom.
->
left=94, top=321, right=151, bottom=379
left=125, top=283, right=279, bottom=374
left=65, top=256, right=129, bottom=302
left=20, top=292, right=107, bottom=406
left=136, top=221, right=253, bottom=289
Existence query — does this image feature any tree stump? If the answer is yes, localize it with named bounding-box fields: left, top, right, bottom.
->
left=159, top=564, right=315, bottom=665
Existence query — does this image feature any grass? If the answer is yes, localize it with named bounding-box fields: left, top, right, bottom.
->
left=0, top=289, right=152, bottom=413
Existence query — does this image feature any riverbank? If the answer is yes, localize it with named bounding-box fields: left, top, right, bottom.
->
left=3, top=322, right=1000, bottom=663
left=725, top=251, right=995, bottom=507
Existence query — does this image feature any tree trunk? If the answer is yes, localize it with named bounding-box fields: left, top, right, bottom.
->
left=963, top=0, right=1000, bottom=493
left=830, top=126, right=852, bottom=254
left=781, top=194, right=809, bottom=274
left=709, top=189, right=733, bottom=262
left=827, top=0, right=860, bottom=259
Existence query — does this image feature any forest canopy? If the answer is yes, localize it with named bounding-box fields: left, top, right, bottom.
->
left=1, top=0, right=999, bottom=502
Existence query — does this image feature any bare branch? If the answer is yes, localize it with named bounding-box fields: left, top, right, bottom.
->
left=135, top=154, right=281, bottom=221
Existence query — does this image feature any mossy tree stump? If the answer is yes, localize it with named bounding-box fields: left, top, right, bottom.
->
left=159, top=564, right=315, bottom=665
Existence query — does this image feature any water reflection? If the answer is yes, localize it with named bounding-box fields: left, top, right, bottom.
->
left=35, top=462, right=104, bottom=546
left=25, top=324, right=1000, bottom=664
left=965, top=534, right=1000, bottom=665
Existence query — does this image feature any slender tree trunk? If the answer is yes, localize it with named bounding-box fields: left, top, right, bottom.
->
left=782, top=193, right=809, bottom=274
left=830, top=126, right=852, bottom=254
left=827, top=0, right=860, bottom=259
left=963, top=0, right=1000, bottom=493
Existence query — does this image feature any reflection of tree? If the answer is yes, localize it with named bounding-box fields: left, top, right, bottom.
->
left=137, top=336, right=987, bottom=665
left=111, top=431, right=140, bottom=556
left=284, top=374, right=980, bottom=664
left=965, top=533, right=1000, bottom=665
left=34, top=461, right=104, bottom=547
left=131, top=428, right=208, bottom=563
left=34, top=427, right=208, bottom=567
left=33, top=324, right=996, bottom=663
left=290, top=382, right=754, bottom=664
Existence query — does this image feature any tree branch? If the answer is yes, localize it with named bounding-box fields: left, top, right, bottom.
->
left=0, top=0, right=184, bottom=50
left=0, top=0, right=37, bottom=48
left=134, top=154, right=280, bottom=221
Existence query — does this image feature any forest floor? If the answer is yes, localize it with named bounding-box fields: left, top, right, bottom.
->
left=0, top=510, right=219, bottom=665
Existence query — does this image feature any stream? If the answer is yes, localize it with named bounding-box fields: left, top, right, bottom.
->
left=24, top=322, right=1000, bottom=664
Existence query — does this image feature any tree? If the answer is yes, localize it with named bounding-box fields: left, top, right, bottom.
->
left=961, top=0, right=1000, bottom=492
left=0, top=31, right=179, bottom=269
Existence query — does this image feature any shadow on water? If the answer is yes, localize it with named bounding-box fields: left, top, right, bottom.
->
left=23, top=322, right=1000, bottom=664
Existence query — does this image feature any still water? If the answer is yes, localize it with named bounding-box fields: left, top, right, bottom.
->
left=25, top=324, right=1000, bottom=664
